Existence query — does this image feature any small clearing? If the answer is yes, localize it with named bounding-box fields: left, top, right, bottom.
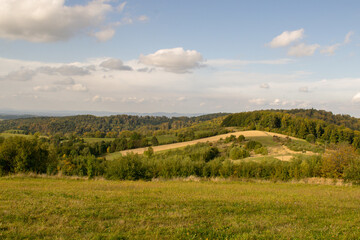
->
left=106, top=130, right=306, bottom=160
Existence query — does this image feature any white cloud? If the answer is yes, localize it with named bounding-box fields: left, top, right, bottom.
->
left=344, top=31, right=354, bottom=44
left=352, top=92, right=360, bottom=103
left=100, top=59, right=133, bottom=71
left=270, top=98, right=282, bottom=106
left=117, top=2, right=127, bottom=12
left=177, top=96, right=186, bottom=101
left=260, top=83, right=270, bottom=89
left=207, top=58, right=293, bottom=68
left=121, top=97, right=145, bottom=103
left=137, top=67, right=154, bottom=73
left=54, top=78, right=75, bottom=85
left=288, top=43, right=319, bottom=57
left=93, top=28, right=115, bottom=42
left=320, top=44, right=341, bottom=56
left=299, top=86, right=309, bottom=92
left=92, top=95, right=115, bottom=103
left=1, top=69, right=36, bottom=81
left=138, top=15, right=149, bottom=22
left=66, top=84, right=88, bottom=92
left=0, top=0, right=113, bottom=42
left=33, top=85, right=59, bottom=92
left=139, top=47, right=204, bottom=73
left=320, top=32, right=354, bottom=56
left=268, top=29, right=304, bottom=48
left=38, top=65, right=90, bottom=76
left=120, top=17, right=133, bottom=25
left=249, top=98, right=266, bottom=105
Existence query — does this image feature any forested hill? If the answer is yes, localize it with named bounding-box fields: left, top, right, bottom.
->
left=222, top=110, right=360, bottom=148
left=272, top=109, right=360, bottom=131
left=0, top=113, right=228, bottom=136
left=0, top=114, right=37, bottom=120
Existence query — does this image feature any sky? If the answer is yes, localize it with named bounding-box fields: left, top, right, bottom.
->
left=1, top=0, right=360, bottom=117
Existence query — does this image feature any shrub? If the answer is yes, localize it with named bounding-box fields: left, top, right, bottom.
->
left=321, top=145, right=357, bottom=178
left=229, top=147, right=250, bottom=160
left=255, top=146, right=268, bottom=155
left=224, top=135, right=236, bottom=143
left=306, top=134, right=316, bottom=143
left=245, top=140, right=262, bottom=150
left=106, top=154, right=146, bottom=180
left=237, top=135, right=245, bottom=142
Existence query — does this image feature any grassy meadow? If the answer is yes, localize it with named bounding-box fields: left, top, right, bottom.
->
left=1, top=177, right=360, bottom=239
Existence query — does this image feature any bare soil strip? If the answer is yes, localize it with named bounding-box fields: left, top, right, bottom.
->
left=117, top=130, right=295, bottom=156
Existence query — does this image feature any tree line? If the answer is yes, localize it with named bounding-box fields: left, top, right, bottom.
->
left=222, top=111, right=360, bottom=150
left=0, top=113, right=228, bottom=136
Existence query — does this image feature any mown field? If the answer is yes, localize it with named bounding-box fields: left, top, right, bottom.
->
left=1, top=177, right=360, bottom=239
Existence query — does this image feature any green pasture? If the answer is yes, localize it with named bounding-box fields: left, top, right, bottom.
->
left=0, top=177, right=360, bottom=239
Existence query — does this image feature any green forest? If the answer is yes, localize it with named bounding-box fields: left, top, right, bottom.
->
left=0, top=113, right=228, bottom=136
left=0, top=109, right=360, bottom=183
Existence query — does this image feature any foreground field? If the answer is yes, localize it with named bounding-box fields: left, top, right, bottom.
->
left=1, top=177, right=360, bottom=239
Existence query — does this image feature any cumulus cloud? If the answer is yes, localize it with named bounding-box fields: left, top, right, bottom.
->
left=320, top=32, right=354, bottom=56
left=299, top=86, right=309, bottom=92
left=0, top=0, right=112, bottom=42
left=260, top=83, right=270, bottom=89
left=66, top=84, right=88, bottom=92
left=177, top=96, right=186, bottom=101
left=344, top=31, right=354, bottom=44
left=320, top=44, right=341, bottom=56
left=138, top=15, right=149, bottom=22
left=33, top=85, right=59, bottom=92
left=1, top=69, right=36, bottom=81
left=92, top=95, right=115, bottom=103
left=121, top=97, right=145, bottom=103
left=288, top=43, right=319, bottom=57
left=54, top=78, right=75, bottom=85
left=137, top=67, right=154, bottom=73
left=117, top=2, right=127, bottom=12
left=249, top=98, right=266, bottom=105
left=93, top=28, right=115, bottom=42
left=270, top=98, right=282, bottom=106
left=100, top=59, right=133, bottom=71
left=38, top=65, right=90, bottom=76
left=207, top=58, right=293, bottom=68
left=139, top=47, right=204, bottom=73
left=268, top=29, right=304, bottom=48
left=352, top=92, right=360, bottom=103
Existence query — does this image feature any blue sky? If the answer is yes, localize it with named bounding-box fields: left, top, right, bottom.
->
left=0, top=0, right=360, bottom=116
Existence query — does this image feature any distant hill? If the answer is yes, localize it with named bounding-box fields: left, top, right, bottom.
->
left=0, top=110, right=208, bottom=118
left=0, top=114, right=37, bottom=120
left=272, top=109, right=360, bottom=131
left=222, top=109, right=360, bottom=148
left=0, top=113, right=229, bottom=136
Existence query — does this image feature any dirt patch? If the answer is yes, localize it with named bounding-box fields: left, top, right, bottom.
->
left=117, top=130, right=270, bottom=156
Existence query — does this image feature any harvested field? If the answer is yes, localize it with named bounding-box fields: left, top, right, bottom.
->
left=107, top=130, right=274, bottom=159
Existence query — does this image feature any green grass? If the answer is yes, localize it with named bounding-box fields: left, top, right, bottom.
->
left=286, top=139, right=324, bottom=153
left=105, top=151, right=124, bottom=160
left=0, top=133, right=31, bottom=138
left=245, top=136, right=280, bottom=147
left=1, top=177, right=360, bottom=239
left=235, top=156, right=280, bottom=163
left=155, top=135, right=177, bottom=144
left=82, top=137, right=115, bottom=143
